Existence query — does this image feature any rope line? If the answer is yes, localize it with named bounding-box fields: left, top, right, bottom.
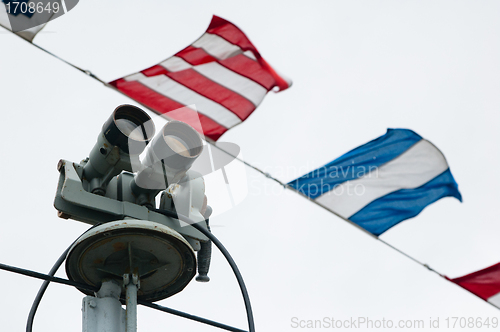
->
left=4, top=27, right=493, bottom=314
left=13, top=29, right=446, bottom=280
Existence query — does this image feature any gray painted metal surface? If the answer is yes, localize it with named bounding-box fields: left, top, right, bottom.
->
left=54, top=160, right=208, bottom=247
left=55, top=108, right=215, bottom=331
left=82, top=281, right=125, bottom=332
left=124, top=274, right=139, bottom=332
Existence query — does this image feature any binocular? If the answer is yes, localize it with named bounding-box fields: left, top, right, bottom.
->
left=55, top=105, right=212, bottom=302
left=82, top=104, right=204, bottom=204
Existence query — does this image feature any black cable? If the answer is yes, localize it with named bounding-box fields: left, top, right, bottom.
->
left=138, top=300, right=248, bottom=332
left=0, top=261, right=251, bottom=332
left=4, top=263, right=248, bottom=332
left=10, top=207, right=254, bottom=332
left=0, top=262, right=97, bottom=293
left=26, top=247, right=72, bottom=332
left=16, top=218, right=252, bottom=332
left=152, top=208, right=255, bottom=332
left=26, top=224, right=98, bottom=332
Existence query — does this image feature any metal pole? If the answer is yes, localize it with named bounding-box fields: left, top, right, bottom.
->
left=124, top=274, right=139, bottom=332
left=83, top=280, right=125, bottom=332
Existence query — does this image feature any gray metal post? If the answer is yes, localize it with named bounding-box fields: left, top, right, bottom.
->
left=82, top=280, right=125, bottom=332
left=124, top=274, right=139, bottom=332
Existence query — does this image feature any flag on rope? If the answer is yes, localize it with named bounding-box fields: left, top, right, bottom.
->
left=109, top=15, right=292, bottom=141
left=448, top=263, right=500, bottom=309
left=288, top=129, right=462, bottom=236
left=0, top=0, right=67, bottom=42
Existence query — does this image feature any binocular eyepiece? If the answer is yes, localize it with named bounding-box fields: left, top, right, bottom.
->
left=83, top=104, right=203, bottom=196
left=143, top=121, right=203, bottom=172
left=83, top=105, right=155, bottom=194
left=101, top=105, right=156, bottom=155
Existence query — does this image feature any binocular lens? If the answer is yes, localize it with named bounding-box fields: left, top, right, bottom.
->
left=100, top=105, right=156, bottom=154
left=164, top=135, right=192, bottom=157
left=142, top=121, right=203, bottom=172
left=115, top=118, right=147, bottom=141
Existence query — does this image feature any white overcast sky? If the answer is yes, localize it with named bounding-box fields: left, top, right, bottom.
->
left=1, top=1, right=500, bottom=331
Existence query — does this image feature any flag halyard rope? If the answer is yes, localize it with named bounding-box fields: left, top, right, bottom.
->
left=4, top=27, right=486, bottom=310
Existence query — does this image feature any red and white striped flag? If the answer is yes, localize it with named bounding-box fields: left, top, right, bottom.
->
left=110, top=15, right=291, bottom=141
left=448, top=262, right=500, bottom=309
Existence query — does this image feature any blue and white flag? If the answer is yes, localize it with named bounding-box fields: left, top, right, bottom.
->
left=288, top=129, right=462, bottom=236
